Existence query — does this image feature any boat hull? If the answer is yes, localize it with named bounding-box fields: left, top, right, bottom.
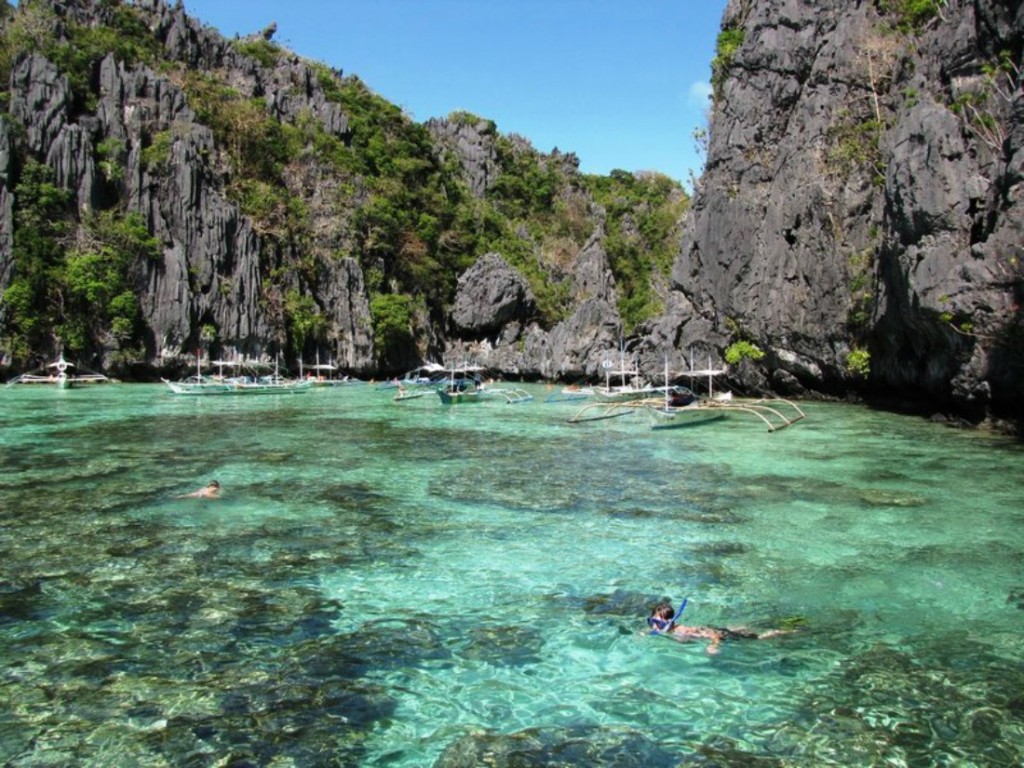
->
left=437, top=388, right=486, bottom=404
left=647, top=406, right=727, bottom=430
left=393, top=390, right=427, bottom=402
left=163, top=379, right=311, bottom=396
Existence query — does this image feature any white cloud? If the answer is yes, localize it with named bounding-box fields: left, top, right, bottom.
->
left=687, top=80, right=713, bottom=109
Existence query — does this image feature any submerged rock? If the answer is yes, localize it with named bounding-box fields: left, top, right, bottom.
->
left=433, top=725, right=681, bottom=768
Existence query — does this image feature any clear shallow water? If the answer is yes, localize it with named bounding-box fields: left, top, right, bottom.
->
left=1, top=384, right=1022, bottom=766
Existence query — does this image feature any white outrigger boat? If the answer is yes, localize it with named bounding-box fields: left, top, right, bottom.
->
left=435, top=364, right=533, bottom=405
left=544, top=381, right=595, bottom=403
left=570, top=387, right=804, bottom=432
left=569, top=356, right=805, bottom=432
left=377, top=362, right=447, bottom=391
left=163, top=354, right=310, bottom=396
left=298, top=353, right=360, bottom=387
left=591, top=348, right=658, bottom=403
left=5, top=354, right=113, bottom=389
left=163, top=374, right=311, bottom=396
left=392, top=386, right=428, bottom=402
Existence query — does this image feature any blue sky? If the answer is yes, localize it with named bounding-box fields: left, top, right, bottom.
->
left=181, top=0, right=728, bottom=184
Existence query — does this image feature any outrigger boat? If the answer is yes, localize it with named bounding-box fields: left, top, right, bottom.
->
left=164, top=374, right=311, bottom=396
left=377, top=363, right=447, bottom=391
left=570, top=388, right=804, bottom=432
left=299, top=353, right=360, bottom=387
left=163, top=354, right=310, bottom=396
left=569, top=356, right=805, bottom=432
left=544, top=380, right=596, bottom=403
left=5, top=354, right=113, bottom=389
left=392, top=384, right=427, bottom=402
left=435, top=364, right=534, bottom=405
left=436, top=364, right=489, bottom=404
left=591, top=348, right=657, bottom=403
left=644, top=358, right=728, bottom=429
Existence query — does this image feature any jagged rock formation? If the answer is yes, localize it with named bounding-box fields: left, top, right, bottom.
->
left=1, top=0, right=1020, bottom=425
left=1, top=0, right=370, bottom=372
left=426, top=115, right=501, bottom=198
left=0, top=118, right=13, bottom=293
left=671, top=0, right=1023, bottom=420
left=1, top=0, right=629, bottom=378
left=452, top=252, right=536, bottom=335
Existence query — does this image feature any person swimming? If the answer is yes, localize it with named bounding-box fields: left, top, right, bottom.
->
left=647, top=601, right=794, bottom=654
left=177, top=480, right=220, bottom=499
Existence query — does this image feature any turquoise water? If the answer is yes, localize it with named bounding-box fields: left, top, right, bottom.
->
left=1, top=383, right=1022, bottom=766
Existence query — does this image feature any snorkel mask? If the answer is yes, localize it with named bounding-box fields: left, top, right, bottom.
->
left=647, top=598, right=688, bottom=635
left=646, top=616, right=672, bottom=632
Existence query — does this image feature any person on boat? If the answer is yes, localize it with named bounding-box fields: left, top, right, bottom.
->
left=668, top=389, right=697, bottom=407
left=178, top=480, right=220, bottom=499
left=647, top=601, right=795, bottom=654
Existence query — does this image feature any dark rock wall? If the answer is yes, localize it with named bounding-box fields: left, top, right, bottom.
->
left=0, top=118, right=12, bottom=309
left=673, top=0, right=1023, bottom=417
left=2, top=0, right=1020, bottom=422
left=2, top=0, right=370, bottom=371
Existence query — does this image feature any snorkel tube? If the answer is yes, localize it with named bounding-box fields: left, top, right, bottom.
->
left=647, top=597, right=688, bottom=635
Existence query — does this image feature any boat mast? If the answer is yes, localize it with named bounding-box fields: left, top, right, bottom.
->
left=620, top=340, right=628, bottom=389
left=664, top=354, right=670, bottom=408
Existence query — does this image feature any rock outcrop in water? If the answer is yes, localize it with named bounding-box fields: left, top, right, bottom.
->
left=0, top=0, right=1020, bottom=425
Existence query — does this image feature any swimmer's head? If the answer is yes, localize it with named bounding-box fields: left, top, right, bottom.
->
left=647, top=602, right=676, bottom=632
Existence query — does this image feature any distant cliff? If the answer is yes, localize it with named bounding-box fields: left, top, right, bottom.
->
left=667, top=0, right=1022, bottom=424
left=0, top=0, right=1021, bottom=427
left=0, top=0, right=685, bottom=380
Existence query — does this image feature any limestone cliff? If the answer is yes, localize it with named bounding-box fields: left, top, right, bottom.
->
left=671, top=0, right=1022, bottom=420
left=1, top=0, right=1021, bottom=426
left=0, top=0, right=642, bottom=378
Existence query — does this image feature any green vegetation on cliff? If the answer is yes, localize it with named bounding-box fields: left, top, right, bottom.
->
left=0, top=0, right=687, bottom=370
left=711, top=27, right=745, bottom=99
left=585, top=170, right=687, bottom=333
left=3, top=160, right=157, bottom=363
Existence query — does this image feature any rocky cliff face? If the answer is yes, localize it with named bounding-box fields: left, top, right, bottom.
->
left=671, top=0, right=1022, bottom=420
left=0, top=118, right=13, bottom=294
left=1, top=0, right=1020, bottom=424
left=1, top=0, right=629, bottom=378
left=2, top=0, right=371, bottom=373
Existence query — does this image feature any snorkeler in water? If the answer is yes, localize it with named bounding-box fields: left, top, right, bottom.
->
left=647, top=601, right=796, bottom=654
left=177, top=480, right=221, bottom=499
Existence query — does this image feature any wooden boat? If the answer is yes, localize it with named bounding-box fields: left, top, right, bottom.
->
left=591, top=347, right=659, bottom=402
left=5, top=354, right=113, bottom=389
left=392, top=387, right=427, bottom=402
left=435, top=365, right=534, bottom=405
left=377, top=363, right=447, bottom=391
left=162, top=375, right=234, bottom=395
left=570, top=390, right=804, bottom=431
left=164, top=375, right=311, bottom=396
left=643, top=357, right=724, bottom=429
left=299, top=353, right=360, bottom=387
left=163, top=354, right=310, bottom=396
left=645, top=392, right=728, bottom=429
left=544, top=382, right=595, bottom=403
left=570, top=354, right=806, bottom=432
